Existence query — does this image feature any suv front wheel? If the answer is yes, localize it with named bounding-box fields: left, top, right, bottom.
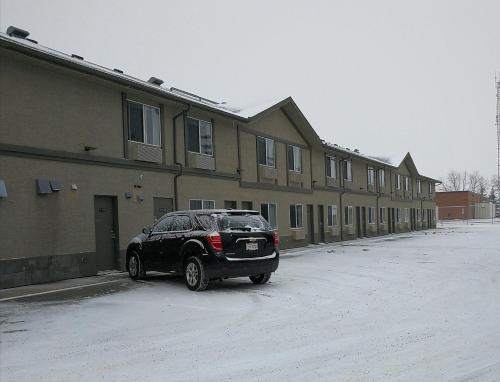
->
left=128, top=252, right=145, bottom=280
left=184, top=256, right=209, bottom=291
left=249, top=272, right=272, bottom=284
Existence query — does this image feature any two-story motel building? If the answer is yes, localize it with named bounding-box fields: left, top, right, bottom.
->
left=0, top=27, right=438, bottom=288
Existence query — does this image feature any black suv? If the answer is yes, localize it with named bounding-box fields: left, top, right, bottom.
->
left=126, top=209, right=280, bottom=291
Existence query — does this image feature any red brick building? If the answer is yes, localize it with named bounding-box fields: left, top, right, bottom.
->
left=436, top=191, right=488, bottom=220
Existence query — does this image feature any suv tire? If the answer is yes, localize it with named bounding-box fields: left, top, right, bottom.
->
left=249, top=272, right=272, bottom=284
left=128, top=252, right=145, bottom=280
left=184, top=256, right=209, bottom=291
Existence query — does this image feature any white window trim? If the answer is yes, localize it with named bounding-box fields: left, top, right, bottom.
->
left=396, top=174, right=401, bottom=190
left=189, top=199, right=216, bottom=210
left=326, top=156, right=337, bottom=179
left=289, top=145, right=302, bottom=173
left=258, top=136, right=276, bottom=168
left=417, top=180, right=422, bottom=194
left=127, top=100, right=162, bottom=147
left=367, top=167, right=375, bottom=186
left=344, top=160, right=353, bottom=181
left=344, top=205, right=353, bottom=226
left=327, top=205, right=338, bottom=227
left=379, top=169, right=385, bottom=188
left=260, top=202, right=278, bottom=229
left=379, top=207, right=386, bottom=224
left=290, top=204, right=304, bottom=229
left=187, top=117, right=214, bottom=157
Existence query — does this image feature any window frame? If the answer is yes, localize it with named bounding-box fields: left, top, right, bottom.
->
left=344, top=205, right=353, bottom=226
left=396, top=174, right=401, bottom=190
left=343, top=159, right=353, bottom=181
left=288, top=145, right=302, bottom=173
left=367, top=167, right=375, bottom=186
left=260, top=202, right=278, bottom=229
left=257, top=136, right=276, bottom=168
left=327, top=205, right=338, bottom=227
left=127, top=100, right=161, bottom=147
left=379, top=207, right=386, bottom=224
left=289, top=204, right=304, bottom=229
left=326, top=156, right=337, bottom=179
left=189, top=199, right=215, bottom=210
left=186, top=117, right=214, bottom=157
left=378, top=169, right=385, bottom=188
left=368, top=207, right=376, bottom=224
left=404, top=176, right=409, bottom=191
left=417, top=179, right=422, bottom=194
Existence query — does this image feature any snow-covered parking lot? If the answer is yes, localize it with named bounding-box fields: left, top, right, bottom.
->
left=1, top=221, right=500, bottom=382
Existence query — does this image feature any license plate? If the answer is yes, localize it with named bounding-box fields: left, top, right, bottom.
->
left=246, top=242, right=258, bottom=251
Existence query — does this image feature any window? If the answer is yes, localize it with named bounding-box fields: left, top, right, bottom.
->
left=287, top=145, right=301, bottom=172
left=128, top=101, right=161, bottom=146
left=417, top=180, right=422, bottom=194
left=404, top=208, right=409, bottom=222
left=367, top=167, right=375, bottom=186
left=344, top=206, right=353, bottom=225
left=153, top=216, right=175, bottom=233
left=187, top=117, right=213, bottom=156
left=404, top=176, right=409, bottom=191
left=327, top=205, right=338, bottom=226
left=224, top=200, right=237, bottom=209
left=326, top=156, right=337, bottom=178
left=257, top=136, right=275, bottom=167
left=379, top=207, right=386, bottom=224
left=261, top=203, right=277, bottom=229
left=171, top=215, right=192, bottom=231
left=289, top=204, right=303, bottom=228
left=429, top=182, right=433, bottom=194
left=343, top=159, right=352, bottom=181
left=379, top=169, right=385, bottom=188
left=396, top=174, right=401, bottom=190
left=368, top=207, right=376, bottom=224
left=189, top=199, right=215, bottom=210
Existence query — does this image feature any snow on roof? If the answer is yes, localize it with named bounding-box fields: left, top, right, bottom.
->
left=0, top=32, right=286, bottom=121
left=322, top=141, right=396, bottom=168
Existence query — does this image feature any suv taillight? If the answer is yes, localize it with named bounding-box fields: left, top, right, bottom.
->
left=206, top=232, right=223, bottom=252
left=272, top=231, right=280, bottom=248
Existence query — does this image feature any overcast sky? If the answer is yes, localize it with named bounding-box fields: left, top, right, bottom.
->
left=1, top=0, right=499, bottom=180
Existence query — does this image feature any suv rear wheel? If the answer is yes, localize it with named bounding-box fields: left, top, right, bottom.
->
left=128, top=252, right=145, bottom=280
left=249, top=272, right=272, bottom=284
left=184, top=256, right=209, bottom=291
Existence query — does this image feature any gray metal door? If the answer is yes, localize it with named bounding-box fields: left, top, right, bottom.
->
left=153, top=197, right=173, bottom=220
left=307, top=204, right=315, bottom=244
left=94, top=196, right=118, bottom=271
left=318, top=205, right=325, bottom=242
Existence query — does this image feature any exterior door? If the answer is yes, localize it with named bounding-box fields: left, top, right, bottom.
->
left=361, top=207, right=367, bottom=237
left=318, top=205, right=325, bottom=243
left=153, top=197, right=173, bottom=221
left=391, top=208, right=396, bottom=233
left=224, top=200, right=237, bottom=209
left=356, top=207, right=362, bottom=238
left=94, top=196, right=118, bottom=271
left=241, top=201, right=253, bottom=210
left=307, top=204, right=315, bottom=244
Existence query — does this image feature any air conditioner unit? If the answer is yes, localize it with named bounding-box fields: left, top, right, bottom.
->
left=128, top=142, right=162, bottom=163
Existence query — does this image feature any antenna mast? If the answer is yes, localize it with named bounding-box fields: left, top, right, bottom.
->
left=497, top=74, right=500, bottom=191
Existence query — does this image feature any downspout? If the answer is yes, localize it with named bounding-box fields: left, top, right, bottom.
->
left=339, top=156, right=349, bottom=241
left=173, top=104, right=190, bottom=211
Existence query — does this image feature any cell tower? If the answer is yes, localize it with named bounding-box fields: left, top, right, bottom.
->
left=497, top=75, right=500, bottom=190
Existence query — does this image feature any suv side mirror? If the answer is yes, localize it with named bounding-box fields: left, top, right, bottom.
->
left=142, top=227, right=150, bottom=234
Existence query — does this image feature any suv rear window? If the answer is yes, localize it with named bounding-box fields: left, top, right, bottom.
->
left=218, top=213, right=270, bottom=232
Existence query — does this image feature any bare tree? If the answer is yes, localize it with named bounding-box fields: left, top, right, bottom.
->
left=439, top=170, right=490, bottom=195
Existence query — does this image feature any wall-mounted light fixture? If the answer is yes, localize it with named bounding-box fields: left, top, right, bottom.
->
left=36, top=179, right=52, bottom=194
left=124, top=192, right=132, bottom=199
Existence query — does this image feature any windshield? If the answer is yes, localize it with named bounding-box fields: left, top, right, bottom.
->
left=217, top=213, right=270, bottom=232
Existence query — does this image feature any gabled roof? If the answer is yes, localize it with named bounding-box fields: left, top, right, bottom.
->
left=399, top=153, right=440, bottom=183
